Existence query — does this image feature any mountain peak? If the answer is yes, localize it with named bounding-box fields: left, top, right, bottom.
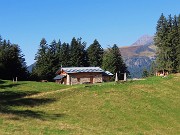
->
left=131, top=35, right=154, bottom=46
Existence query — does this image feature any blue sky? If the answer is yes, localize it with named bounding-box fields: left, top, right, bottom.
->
left=0, top=0, right=179, bottom=65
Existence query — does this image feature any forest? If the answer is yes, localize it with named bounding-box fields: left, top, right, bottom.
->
left=154, top=14, right=180, bottom=73
left=0, top=36, right=127, bottom=81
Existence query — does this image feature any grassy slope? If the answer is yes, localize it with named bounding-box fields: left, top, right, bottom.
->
left=0, top=75, right=180, bottom=135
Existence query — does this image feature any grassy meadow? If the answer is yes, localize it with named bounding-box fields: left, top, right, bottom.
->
left=0, top=74, right=180, bottom=135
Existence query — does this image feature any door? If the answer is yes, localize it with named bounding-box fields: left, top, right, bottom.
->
left=90, top=77, right=93, bottom=84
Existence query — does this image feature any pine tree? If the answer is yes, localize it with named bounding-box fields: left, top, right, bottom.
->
left=154, top=13, right=168, bottom=72
left=33, top=38, right=49, bottom=80
left=0, top=36, right=3, bottom=76
left=61, top=42, right=70, bottom=67
left=87, top=39, right=104, bottom=67
left=46, top=40, right=59, bottom=80
left=70, top=37, right=87, bottom=67
left=0, top=37, right=28, bottom=80
left=166, top=14, right=173, bottom=72
left=177, top=14, right=180, bottom=72
left=56, top=39, right=62, bottom=67
left=171, top=15, right=179, bottom=72
left=155, top=14, right=180, bottom=73
left=102, top=44, right=127, bottom=79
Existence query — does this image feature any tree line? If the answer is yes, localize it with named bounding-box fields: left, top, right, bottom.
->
left=0, top=36, right=28, bottom=80
left=154, top=13, right=180, bottom=73
left=0, top=35, right=127, bottom=81
left=31, top=37, right=127, bottom=81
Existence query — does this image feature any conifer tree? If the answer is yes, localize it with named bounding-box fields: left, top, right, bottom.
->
left=171, top=15, right=179, bottom=72
left=0, top=36, right=3, bottom=75
left=166, top=14, right=174, bottom=72
left=102, top=44, right=127, bottom=79
left=46, top=40, right=59, bottom=80
left=61, top=42, right=70, bottom=67
left=154, top=13, right=168, bottom=72
left=87, top=39, right=104, bottom=67
left=0, top=37, right=28, bottom=80
left=33, top=38, right=49, bottom=80
left=155, top=14, right=180, bottom=73
left=70, top=37, right=87, bottom=67
left=177, top=14, right=180, bottom=72
left=56, top=39, right=62, bottom=67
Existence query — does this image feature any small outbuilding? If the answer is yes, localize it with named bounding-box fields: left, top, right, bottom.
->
left=54, top=67, right=113, bottom=85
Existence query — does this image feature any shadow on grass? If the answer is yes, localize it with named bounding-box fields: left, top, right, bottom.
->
left=0, top=80, right=5, bottom=84
left=0, top=83, right=21, bottom=89
left=0, top=88, right=64, bottom=120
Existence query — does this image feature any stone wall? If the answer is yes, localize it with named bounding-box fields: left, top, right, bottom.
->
left=71, top=77, right=91, bottom=85
left=93, top=74, right=102, bottom=83
left=69, top=73, right=103, bottom=85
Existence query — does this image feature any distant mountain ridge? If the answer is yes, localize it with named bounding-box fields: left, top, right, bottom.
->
left=131, top=35, right=154, bottom=46
left=120, top=35, right=155, bottom=58
left=120, top=35, right=156, bottom=78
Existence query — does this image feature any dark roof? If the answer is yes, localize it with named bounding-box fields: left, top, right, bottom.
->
left=57, top=67, right=104, bottom=74
left=53, top=75, right=65, bottom=80
left=103, top=71, right=113, bottom=76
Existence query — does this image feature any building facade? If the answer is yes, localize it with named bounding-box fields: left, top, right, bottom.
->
left=54, top=67, right=113, bottom=85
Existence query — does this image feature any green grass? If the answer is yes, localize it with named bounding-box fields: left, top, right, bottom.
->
left=0, top=74, right=180, bottom=135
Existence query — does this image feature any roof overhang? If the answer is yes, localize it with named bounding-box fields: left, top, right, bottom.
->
left=53, top=75, right=66, bottom=80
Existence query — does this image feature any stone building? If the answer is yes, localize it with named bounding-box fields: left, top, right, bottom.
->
left=54, top=67, right=113, bottom=85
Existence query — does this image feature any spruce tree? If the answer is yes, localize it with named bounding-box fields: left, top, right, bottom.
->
left=155, top=14, right=180, bottom=73
left=177, top=14, right=180, bottom=72
left=102, top=44, right=127, bottom=79
left=0, top=36, right=3, bottom=76
left=171, top=15, right=179, bottom=72
left=33, top=38, right=49, bottom=80
left=70, top=37, right=87, bottom=67
left=166, top=15, right=173, bottom=72
left=87, top=39, right=104, bottom=67
left=61, top=42, right=70, bottom=67
left=56, top=39, right=62, bottom=68
left=46, top=40, right=59, bottom=80
left=0, top=37, right=28, bottom=80
left=155, top=13, right=168, bottom=72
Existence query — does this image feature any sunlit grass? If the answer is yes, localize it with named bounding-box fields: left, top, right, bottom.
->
left=0, top=74, right=179, bottom=134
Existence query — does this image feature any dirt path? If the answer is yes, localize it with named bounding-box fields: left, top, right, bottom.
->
left=175, top=73, right=180, bottom=76
left=24, top=87, right=77, bottom=98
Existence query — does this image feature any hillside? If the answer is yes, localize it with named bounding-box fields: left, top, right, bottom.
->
left=0, top=74, right=179, bottom=134
left=120, top=35, right=156, bottom=78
